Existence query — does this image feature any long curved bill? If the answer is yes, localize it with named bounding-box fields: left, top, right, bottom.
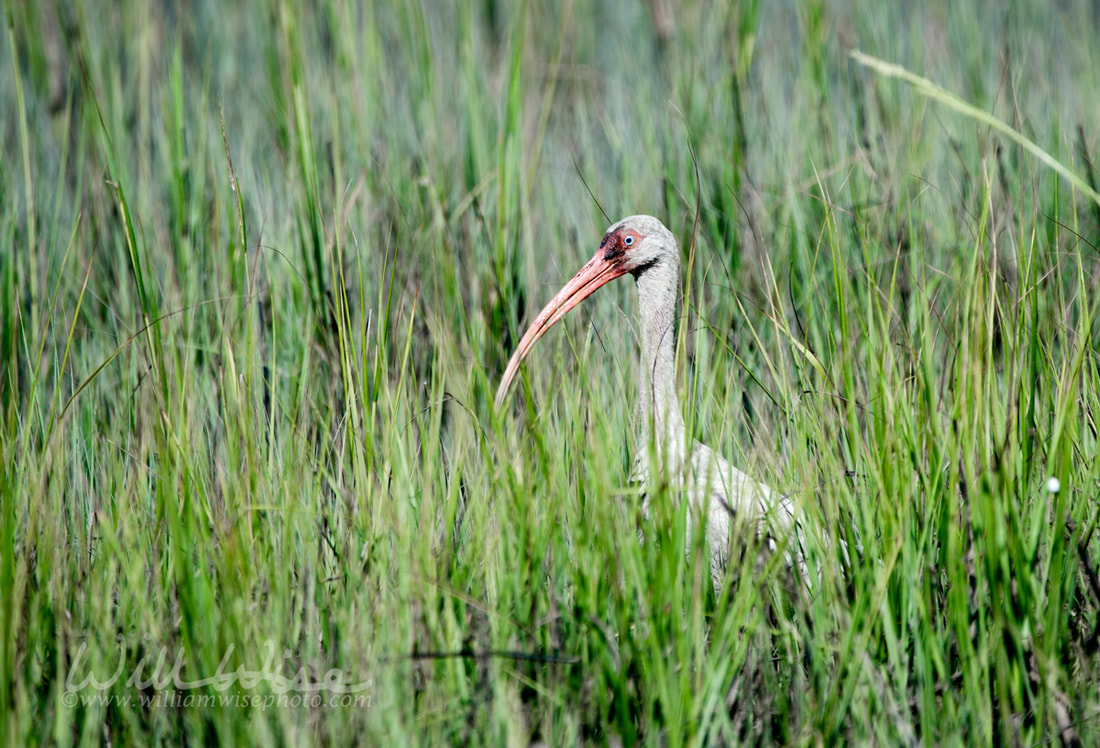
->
left=494, top=251, right=629, bottom=408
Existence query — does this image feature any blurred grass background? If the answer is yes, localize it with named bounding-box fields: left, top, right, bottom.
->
left=3, top=0, right=1100, bottom=744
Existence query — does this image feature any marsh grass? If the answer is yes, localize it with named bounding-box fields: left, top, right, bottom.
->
left=3, top=0, right=1100, bottom=744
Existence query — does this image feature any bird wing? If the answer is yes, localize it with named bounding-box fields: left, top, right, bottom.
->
left=688, top=442, right=809, bottom=582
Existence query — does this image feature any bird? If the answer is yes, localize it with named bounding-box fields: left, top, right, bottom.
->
left=494, top=214, right=806, bottom=589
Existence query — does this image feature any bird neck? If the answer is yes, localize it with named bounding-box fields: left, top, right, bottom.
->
left=634, top=258, right=686, bottom=467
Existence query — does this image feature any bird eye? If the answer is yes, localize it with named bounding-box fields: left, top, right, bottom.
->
left=623, top=235, right=635, bottom=247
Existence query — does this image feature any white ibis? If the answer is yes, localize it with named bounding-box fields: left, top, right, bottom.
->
left=495, top=215, right=806, bottom=588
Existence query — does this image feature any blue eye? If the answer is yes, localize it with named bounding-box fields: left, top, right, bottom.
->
left=623, top=235, right=635, bottom=246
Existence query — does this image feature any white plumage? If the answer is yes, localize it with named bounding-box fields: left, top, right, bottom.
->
left=496, top=215, right=805, bottom=587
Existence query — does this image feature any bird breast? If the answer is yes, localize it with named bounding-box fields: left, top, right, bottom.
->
left=633, top=440, right=799, bottom=587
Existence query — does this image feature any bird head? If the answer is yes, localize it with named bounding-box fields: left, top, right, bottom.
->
left=494, top=214, right=678, bottom=407
left=597, top=214, right=679, bottom=277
